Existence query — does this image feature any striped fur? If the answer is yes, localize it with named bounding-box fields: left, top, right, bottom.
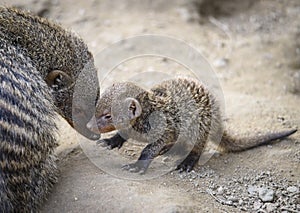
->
left=0, top=7, right=98, bottom=211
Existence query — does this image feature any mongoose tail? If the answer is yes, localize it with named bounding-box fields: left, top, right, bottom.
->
left=219, top=129, right=297, bottom=152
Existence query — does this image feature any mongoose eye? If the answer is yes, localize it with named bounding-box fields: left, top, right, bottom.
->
left=103, top=114, right=112, bottom=120
left=45, top=70, right=73, bottom=91
left=54, top=75, right=62, bottom=84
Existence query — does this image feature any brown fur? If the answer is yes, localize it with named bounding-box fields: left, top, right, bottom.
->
left=88, top=78, right=296, bottom=173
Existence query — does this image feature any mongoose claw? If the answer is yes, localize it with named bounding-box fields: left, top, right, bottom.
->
left=96, top=139, right=109, bottom=147
left=122, top=161, right=149, bottom=174
left=96, top=138, right=122, bottom=149
left=176, top=152, right=200, bottom=173
left=96, top=133, right=127, bottom=150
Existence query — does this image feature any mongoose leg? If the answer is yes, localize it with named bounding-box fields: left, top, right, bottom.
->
left=158, top=143, right=175, bottom=155
left=97, top=132, right=127, bottom=149
left=122, top=139, right=165, bottom=174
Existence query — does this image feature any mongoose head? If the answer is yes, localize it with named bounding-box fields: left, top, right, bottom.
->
left=0, top=7, right=99, bottom=139
left=87, top=82, right=144, bottom=134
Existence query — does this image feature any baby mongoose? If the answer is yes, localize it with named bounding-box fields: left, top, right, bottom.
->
left=0, top=7, right=99, bottom=211
left=87, top=78, right=297, bottom=174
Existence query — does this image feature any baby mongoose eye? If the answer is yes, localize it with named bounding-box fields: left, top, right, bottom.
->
left=103, top=114, right=112, bottom=120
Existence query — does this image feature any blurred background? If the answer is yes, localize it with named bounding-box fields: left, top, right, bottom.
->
left=2, top=0, right=300, bottom=94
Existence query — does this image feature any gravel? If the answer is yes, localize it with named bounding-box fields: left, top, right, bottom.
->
left=258, top=188, right=274, bottom=202
left=174, top=167, right=300, bottom=212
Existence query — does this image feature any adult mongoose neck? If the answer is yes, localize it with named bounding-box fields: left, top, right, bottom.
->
left=0, top=7, right=99, bottom=129
left=0, top=6, right=91, bottom=79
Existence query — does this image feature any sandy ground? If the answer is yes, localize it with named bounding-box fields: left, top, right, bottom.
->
left=1, top=0, right=300, bottom=212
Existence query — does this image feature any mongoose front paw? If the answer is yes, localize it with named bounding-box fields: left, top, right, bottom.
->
left=122, top=160, right=150, bottom=174
left=96, top=138, right=123, bottom=149
left=176, top=152, right=200, bottom=173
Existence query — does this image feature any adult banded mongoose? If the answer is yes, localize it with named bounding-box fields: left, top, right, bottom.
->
left=87, top=78, right=297, bottom=174
left=0, top=7, right=99, bottom=211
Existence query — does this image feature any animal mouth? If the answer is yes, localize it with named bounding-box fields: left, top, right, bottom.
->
left=98, top=125, right=116, bottom=133
left=86, top=116, right=116, bottom=134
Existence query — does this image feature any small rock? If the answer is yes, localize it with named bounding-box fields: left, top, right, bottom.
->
left=213, top=58, right=229, bottom=68
left=227, top=196, right=239, bottom=202
left=226, top=200, right=233, bottom=206
left=216, top=186, right=224, bottom=195
left=179, top=174, right=185, bottom=179
left=248, top=185, right=258, bottom=195
left=238, top=199, right=243, bottom=206
left=258, top=188, right=274, bottom=202
left=286, top=186, right=298, bottom=193
left=243, top=176, right=250, bottom=181
left=265, top=203, right=277, bottom=212
left=253, top=200, right=262, bottom=210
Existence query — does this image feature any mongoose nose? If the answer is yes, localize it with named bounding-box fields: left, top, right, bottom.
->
left=86, top=116, right=100, bottom=134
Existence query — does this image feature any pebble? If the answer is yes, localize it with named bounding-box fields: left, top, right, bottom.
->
left=227, top=196, right=239, bottom=202
left=238, top=199, right=243, bottom=206
left=253, top=200, right=262, bottom=210
left=213, top=58, right=229, bottom=68
left=258, top=188, right=274, bottom=202
left=216, top=186, right=224, bottom=195
left=264, top=203, right=277, bottom=212
left=286, top=186, right=298, bottom=193
left=248, top=185, right=258, bottom=195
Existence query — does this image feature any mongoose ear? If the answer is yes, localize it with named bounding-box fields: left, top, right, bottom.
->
left=45, top=70, right=73, bottom=89
left=125, top=98, right=142, bottom=119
